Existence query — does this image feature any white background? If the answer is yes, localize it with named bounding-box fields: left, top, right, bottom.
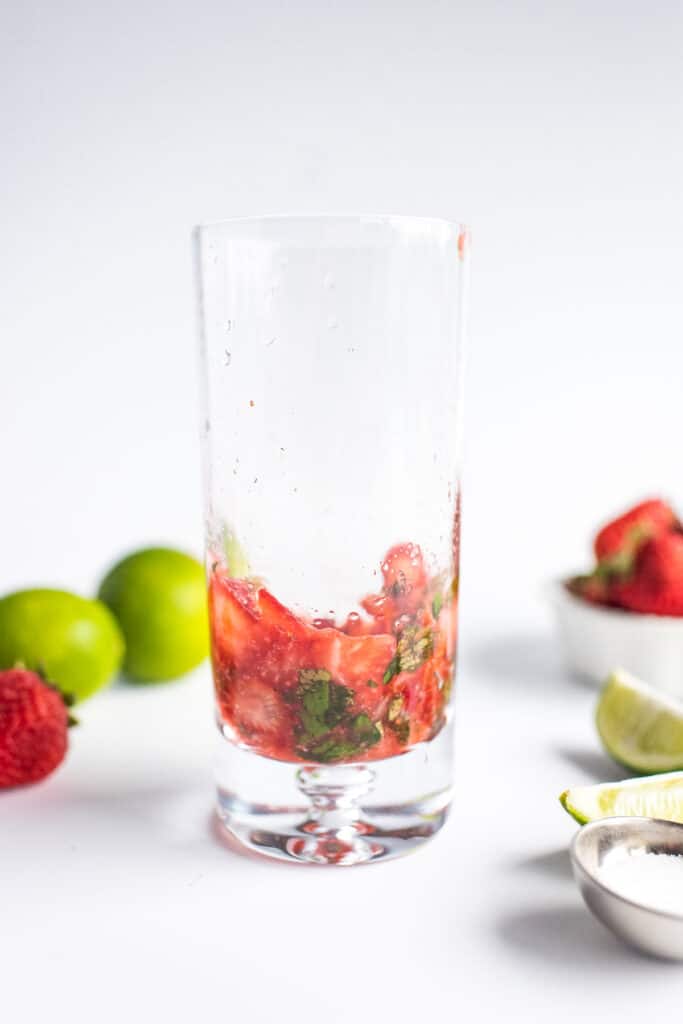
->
left=2, top=2, right=683, bottom=1020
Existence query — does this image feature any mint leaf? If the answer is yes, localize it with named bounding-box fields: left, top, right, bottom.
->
left=294, top=671, right=382, bottom=762
left=383, top=655, right=400, bottom=685
left=300, top=679, right=330, bottom=719
left=327, top=680, right=352, bottom=726
left=305, top=737, right=360, bottom=763
left=298, top=708, right=330, bottom=740
left=351, top=713, right=381, bottom=746
left=366, top=679, right=378, bottom=689
left=294, top=670, right=355, bottom=752
left=431, top=592, right=444, bottom=618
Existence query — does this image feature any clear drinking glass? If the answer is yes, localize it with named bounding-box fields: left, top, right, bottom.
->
left=194, top=215, right=468, bottom=865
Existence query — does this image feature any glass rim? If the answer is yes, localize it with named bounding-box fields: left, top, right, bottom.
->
left=193, top=211, right=469, bottom=236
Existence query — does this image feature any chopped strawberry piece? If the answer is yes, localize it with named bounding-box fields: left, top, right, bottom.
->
left=227, top=678, right=290, bottom=738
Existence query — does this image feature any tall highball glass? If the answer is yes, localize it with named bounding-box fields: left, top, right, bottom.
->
left=195, top=215, right=468, bottom=865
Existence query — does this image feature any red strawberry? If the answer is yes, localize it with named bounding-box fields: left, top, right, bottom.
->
left=0, top=668, right=71, bottom=788
left=594, top=498, right=676, bottom=564
left=228, top=678, right=290, bottom=739
left=613, top=534, right=683, bottom=616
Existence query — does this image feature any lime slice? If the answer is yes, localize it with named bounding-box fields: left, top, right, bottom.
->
left=560, top=771, right=683, bottom=825
left=222, top=528, right=250, bottom=579
left=596, top=669, right=683, bottom=773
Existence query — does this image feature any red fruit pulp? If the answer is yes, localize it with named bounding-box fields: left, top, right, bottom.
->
left=209, top=543, right=457, bottom=764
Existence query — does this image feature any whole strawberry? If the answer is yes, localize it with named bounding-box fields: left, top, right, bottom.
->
left=0, top=668, right=72, bottom=788
left=613, top=534, right=683, bottom=616
left=594, top=498, right=676, bottom=565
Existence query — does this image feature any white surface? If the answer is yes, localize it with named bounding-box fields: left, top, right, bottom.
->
left=552, top=583, right=683, bottom=698
left=3, top=0, right=683, bottom=1020
left=4, top=643, right=683, bottom=1022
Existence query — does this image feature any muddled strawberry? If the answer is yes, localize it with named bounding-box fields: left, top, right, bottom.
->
left=208, top=540, right=457, bottom=765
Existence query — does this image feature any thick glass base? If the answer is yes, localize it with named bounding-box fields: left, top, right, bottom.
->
left=215, top=718, right=454, bottom=865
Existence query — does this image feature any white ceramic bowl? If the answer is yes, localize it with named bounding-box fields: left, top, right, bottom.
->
left=551, top=580, right=683, bottom=698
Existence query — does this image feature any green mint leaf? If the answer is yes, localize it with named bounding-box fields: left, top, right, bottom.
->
left=300, top=678, right=330, bottom=719
left=294, top=671, right=354, bottom=749
left=350, top=713, right=381, bottom=746
left=298, top=708, right=330, bottom=740
left=305, top=737, right=361, bottom=763
left=383, top=655, right=400, bottom=685
left=431, top=592, right=444, bottom=618
left=366, top=679, right=378, bottom=689
left=326, top=681, right=353, bottom=726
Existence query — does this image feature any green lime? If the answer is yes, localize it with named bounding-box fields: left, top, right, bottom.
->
left=596, top=669, right=683, bottom=774
left=560, top=771, right=683, bottom=825
left=0, top=589, right=124, bottom=701
left=222, top=527, right=250, bottom=578
left=98, top=547, right=208, bottom=682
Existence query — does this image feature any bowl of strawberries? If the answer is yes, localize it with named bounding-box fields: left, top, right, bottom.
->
left=553, top=498, right=683, bottom=697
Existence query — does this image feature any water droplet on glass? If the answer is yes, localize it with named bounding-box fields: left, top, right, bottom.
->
left=327, top=316, right=339, bottom=330
left=224, top=350, right=232, bottom=366
left=204, top=418, right=211, bottom=434
left=323, top=272, right=335, bottom=290
left=223, top=320, right=233, bottom=333
left=266, top=337, right=277, bottom=347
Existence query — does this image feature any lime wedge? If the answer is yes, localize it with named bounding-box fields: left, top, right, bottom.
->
left=596, top=669, right=683, bottom=773
left=222, top=528, right=250, bottom=579
left=560, top=771, right=683, bottom=825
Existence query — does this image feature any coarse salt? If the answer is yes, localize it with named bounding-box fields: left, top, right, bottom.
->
left=599, top=850, right=683, bottom=915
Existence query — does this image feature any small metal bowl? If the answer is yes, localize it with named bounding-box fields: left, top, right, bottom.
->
left=571, top=817, right=683, bottom=960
